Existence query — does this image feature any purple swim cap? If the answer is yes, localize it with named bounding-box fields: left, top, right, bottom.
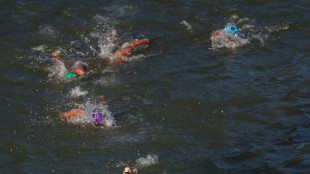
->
left=92, top=112, right=103, bottom=123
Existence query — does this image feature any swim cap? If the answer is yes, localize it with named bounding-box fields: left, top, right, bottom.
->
left=92, top=112, right=103, bottom=123
left=64, top=71, right=76, bottom=78
left=223, top=25, right=239, bottom=36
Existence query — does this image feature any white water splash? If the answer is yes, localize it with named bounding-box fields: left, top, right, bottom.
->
left=211, top=30, right=249, bottom=50
left=69, top=87, right=88, bottom=97
left=89, top=28, right=117, bottom=59
left=135, top=154, right=158, bottom=168
left=32, top=45, right=46, bottom=52
left=47, top=59, right=67, bottom=78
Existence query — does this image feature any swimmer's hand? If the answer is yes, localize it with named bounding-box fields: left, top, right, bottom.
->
left=52, top=50, right=61, bottom=59
left=60, top=108, right=84, bottom=118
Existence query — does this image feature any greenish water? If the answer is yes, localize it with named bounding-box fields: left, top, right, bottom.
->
left=1, top=0, right=310, bottom=173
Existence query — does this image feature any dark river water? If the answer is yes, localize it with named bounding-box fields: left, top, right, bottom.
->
left=1, top=0, right=310, bottom=173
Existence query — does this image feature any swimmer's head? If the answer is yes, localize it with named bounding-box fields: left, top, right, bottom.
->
left=92, top=112, right=103, bottom=123
left=64, top=71, right=77, bottom=78
left=73, top=63, right=88, bottom=76
left=223, top=25, right=239, bottom=36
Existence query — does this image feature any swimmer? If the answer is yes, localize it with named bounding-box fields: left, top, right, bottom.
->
left=210, top=25, right=239, bottom=40
left=209, top=24, right=248, bottom=52
left=60, top=108, right=106, bottom=127
left=123, top=166, right=138, bottom=174
left=52, top=50, right=89, bottom=78
left=113, top=38, right=150, bottom=63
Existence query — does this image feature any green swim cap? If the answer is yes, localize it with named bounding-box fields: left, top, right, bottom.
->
left=64, top=71, right=76, bottom=78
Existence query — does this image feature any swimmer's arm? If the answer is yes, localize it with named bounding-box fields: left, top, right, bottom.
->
left=210, top=31, right=221, bottom=40
left=114, top=38, right=149, bottom=56
left=60, top=108, right=84, bottom=118
left=129, top=38, right=149, bottom=49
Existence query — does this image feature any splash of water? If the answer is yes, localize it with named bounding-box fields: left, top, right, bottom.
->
left=32, top=45, right=46, bottom=52
left=69, top=87, right=88, bottom=97
left=211, top=30, right=249, bottom=50
left=88, top=28, right=118, bottom=59
left=47, top=59, right=67, bottom=78
left=135, top=154, right=159, bottom=168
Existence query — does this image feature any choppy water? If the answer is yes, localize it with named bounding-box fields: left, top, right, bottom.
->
left=1, top=0, right=310, bottom=173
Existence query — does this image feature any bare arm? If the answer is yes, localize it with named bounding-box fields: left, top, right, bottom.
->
left=60, top=108, right=84, bottom=118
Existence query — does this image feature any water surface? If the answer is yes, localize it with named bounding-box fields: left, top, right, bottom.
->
left=1, top=0, right=310, bottom=173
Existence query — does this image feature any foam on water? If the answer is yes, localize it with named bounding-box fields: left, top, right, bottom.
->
left=47, top=59, right=67, bottom=78
left=89, top=28, right=117, bottom=59
left=32, top=45, right=46, bottom=52
left=66, top=100, right=115, bottom=128
left=69, top=87, right=88, bottom=98
left=211, top=31, right=249, bottom=50
left=135, top=154, right=159, bottom=168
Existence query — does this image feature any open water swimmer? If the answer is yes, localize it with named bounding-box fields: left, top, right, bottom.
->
left=209, top=24, right=249, bottom=50
left=50, top=36, right=149, bottom=79
left=60, top=108, right=106, bottom=127
left=52, top=49, right=89, bottom=79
